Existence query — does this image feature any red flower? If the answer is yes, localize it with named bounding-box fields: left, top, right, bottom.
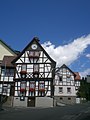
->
left=20, top=71, right=27, bottom=74
left=29, top=88, right=35, bottom=92
left=20, top=89, right=25, bottom=92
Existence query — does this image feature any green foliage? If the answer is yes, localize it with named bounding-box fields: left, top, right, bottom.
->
left=77, top=78, right=90, bottom=101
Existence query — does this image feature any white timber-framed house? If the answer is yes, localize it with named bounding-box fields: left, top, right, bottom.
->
left=54, top=64, right=81, bottom=105
left=12, top=37, right=56, bottom=107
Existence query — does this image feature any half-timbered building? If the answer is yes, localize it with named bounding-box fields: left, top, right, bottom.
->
left=54, top=64, right=81, bottom=105
left=0, top=56, right=16, bottom=96
left=12, top=37, right=56, bottom=107
left=0, top=40, right=18, bottom=106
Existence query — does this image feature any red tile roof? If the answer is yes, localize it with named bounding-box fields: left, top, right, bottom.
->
left=74, top=72, right=81, bottom=80
left=1, top=56, right=16, bottom=67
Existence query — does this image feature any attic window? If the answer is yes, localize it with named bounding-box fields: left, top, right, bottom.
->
left=29, top=51, right=40, bottom=58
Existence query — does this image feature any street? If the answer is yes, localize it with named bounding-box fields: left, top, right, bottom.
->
left=0, top=102, right=90, bottom=120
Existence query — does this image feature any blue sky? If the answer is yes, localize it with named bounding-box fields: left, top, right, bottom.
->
left=0, top=0, right=90, bottom=76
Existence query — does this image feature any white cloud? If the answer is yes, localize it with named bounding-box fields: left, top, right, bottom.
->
left=80, top=68, right=90, bottom=77
left=86, top=54, right=90, bottom=59
left=42, top=34, right=90, bottom=67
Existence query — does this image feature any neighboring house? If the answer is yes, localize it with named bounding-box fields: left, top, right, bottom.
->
left=0, top=56, right=16, bottom=106
left=54, top=64, right=81, bottom=105
left=0, top=40, right=18, bottom=77
left=74, top=72, right=81, bottom=92
left=0, top=40, right=17, bottom=61
left=0, top=40, right=18, bottom=106
left=0, top=56, right=16, bottom=96
left=12, top=37, right=56, bottom=107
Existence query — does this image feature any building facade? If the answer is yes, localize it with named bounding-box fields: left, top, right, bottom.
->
left=12, top=37, right=56, bottom=107
left=54, top=64, right=81, bottom=105
left=0, top=38, right=81, bottom=107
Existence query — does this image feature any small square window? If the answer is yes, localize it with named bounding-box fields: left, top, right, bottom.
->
left=68, top=97, right=71, bottom=100
left=59, top=87, right=63, bottom=93
left=60, top=97, right=63, bottom=100
left=67, top=87, right=71, bottom=93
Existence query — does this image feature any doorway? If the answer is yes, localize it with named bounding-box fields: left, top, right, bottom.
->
left=27, top=97, right=35, bottom=107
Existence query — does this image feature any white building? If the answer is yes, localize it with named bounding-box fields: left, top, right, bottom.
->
left=54, top=64, right=81, bottom=105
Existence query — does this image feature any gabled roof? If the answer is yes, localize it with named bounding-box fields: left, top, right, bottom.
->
left=12, top=37, right=56, bottom=64
left=1, top=56, right=16, bottom=68
left=60, top=64, right=76, bottom=77
left=0, top=39, right=19, bottom=55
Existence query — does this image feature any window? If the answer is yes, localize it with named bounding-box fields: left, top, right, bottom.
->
left=33, top=64, right=39, bottom=72
left=1, top=69, right=5, bottom=76
left=3, top=85, right=7, bottom=93
left=59, top=87, right=63, bottom=93
left=29, top=51, right=34, bottom=57
left=60, top=97, right=63, bottom=100
left=39, top=82, right=45, bottom=96
left=30, top=83, right=35, bottom=88
left=21, top=64, right=27, bottom=71
left=29, top=51, right=40, bottom=57
left=67, top=87, right=71, bottom=93
left=59, top=76, right=62, bottom=82
left=10, top=69, right=14, bottom=76
left=63, top=68, right=66, bottom=74
left=33, top=64, right=39, bottom=78
left=20, top=65, right=27, bottom=78
left=68, top=97, right=71, bottom=100
left=39, top=83, right=44, bottom=90
left=67, top=75, right=71, bottom=82
left=20, top=81, right=26, bottom=94
left=5, top=69, right=14, bottom=77
left=34, top=51, right=40, bottom=57
left=30, top=82, right=35, bottom=92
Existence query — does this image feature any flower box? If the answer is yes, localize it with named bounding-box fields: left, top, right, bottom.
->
left=39, top=89, right=45, bottom=92
left=20, top=89, right=26, bottom=92
left=29, top=88, right=35, bottom=92
left=20, top=71, right=27, bottom=74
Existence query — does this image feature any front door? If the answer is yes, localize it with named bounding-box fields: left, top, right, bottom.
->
left=27, top=97, right=35, bottom=107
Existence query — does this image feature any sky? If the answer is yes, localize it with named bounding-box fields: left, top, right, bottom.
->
left=0, top=0, right=90, bottom=77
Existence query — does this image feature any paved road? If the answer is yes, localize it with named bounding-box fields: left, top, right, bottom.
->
left=0, top=103, right=90, bottom=120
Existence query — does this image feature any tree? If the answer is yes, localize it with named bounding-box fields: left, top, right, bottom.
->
left=77, top=77, right=90, bottom=101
